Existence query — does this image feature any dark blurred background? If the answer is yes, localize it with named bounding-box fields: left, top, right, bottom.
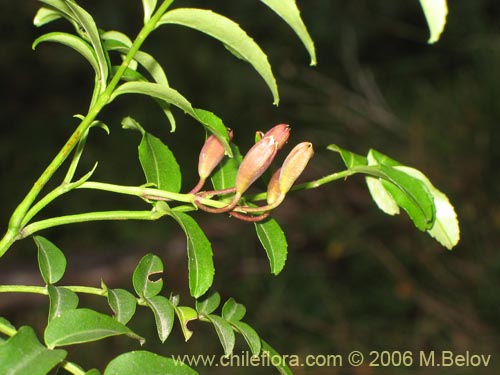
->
left=1, top=1, right=499, bottom=374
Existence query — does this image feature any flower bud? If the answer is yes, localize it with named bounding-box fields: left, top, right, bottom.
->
left=262, top=123, right=290, bottom=150
left=198, top=129, right=234, bottom=179
left=266, top=168, right=282, bottom=205
left=279, top=142, right=314, bottom=194
left=236, top=136, right=278, bottom=195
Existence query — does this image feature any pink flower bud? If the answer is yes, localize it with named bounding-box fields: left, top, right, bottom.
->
left=262, top=123, right=290, bottom=150
left=198, top=129, right=234, bottom=179
left=266, top=168, right=282, bottom=205
left=236, top=136, right=278, bottom=195
left=279, top=142, right=314, bottom=194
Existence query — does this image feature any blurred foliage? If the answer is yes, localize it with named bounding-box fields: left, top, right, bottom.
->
left=1, top=1, right=499, bottom=374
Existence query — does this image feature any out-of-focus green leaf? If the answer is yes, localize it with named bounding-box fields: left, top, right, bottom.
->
left=169, top=212, right=214, bottom=298
left=206, top=315, right=235, bottom=357
left=157, top=8, right=279, bottom=105
left=85, top=369, right=101, bottom=375
left=255, top=219, right=288, bottom=275
left=327, top=144, right=367, bottom=168
left=132, top=254, right=164, bottom=299
left=44, top=309, right=144, bottom=349
left=173, top=306, right=198, bottom=341
left=47, top=285, right=79, bottom=321
left=146, top=296, right=174, bottom=343
left=139, top=132, right=182, bottom=193
left=260, top=0, right=316, bottom=65
left=33, top=7, right=62, bottom=27
left=261, top=339, right=293, bottom=375
left=419, top=0, right=448, bottom=44
left=211, top=144, right=242, bottom=190
left=34, top=236, right=67, bottom=285
left=104, top=351, right=198, bottom=375
left=0, top=326, right=67, bottom=375
left=142, top=0, right=158, bottom=24
left=221, top=298, right=246, bottom=322
left=231, top=321, right=261, bottom=356
left=107, top=288, right=137, bottom=325
left=196, top=292, right=221, bottom=316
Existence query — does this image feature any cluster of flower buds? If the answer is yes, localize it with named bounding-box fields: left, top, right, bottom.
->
left=192, top=124, right=313, bottom=221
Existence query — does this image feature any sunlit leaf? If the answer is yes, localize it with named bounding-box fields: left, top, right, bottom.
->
left=132, top=254, right=164, bottom=299
left=327, top=144, right=367, bottom=168
left=38, top=0, right=72, bottom=21
left=33, top=7, right=63, bottom=27
left=260, top=0, right=316, bottom=65
left=206, top=315, right=235, bottom=357
left=157, top=8, right=279, bottom=105
left=0, top=326, right=67, bottom=375
left=104, top=351, right=198, bottom=375
left=366, top=150, right=400, bottom=215
left=34, top=236, right=67, bottom=285
left=231, top=321, right=261, bottom=356
left=196, top=292, right=221, bottom=316
left=142, top=0, right=158, bottom=24
left=255, top=218, right=288, bottom=275
left=173, top=306, right=198, bottom=341
left=221, top=298, right=246, bottom=322
left=419, top=0, right=448, bottom=44
left=48, top=285, right=79, bottom=321
left=107, top=288, right=137, bottom=325
left=146, top=296, right=175, bottom=343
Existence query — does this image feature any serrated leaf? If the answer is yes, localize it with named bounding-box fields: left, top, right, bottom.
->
left=206, top=315, right=235, bottom=357
left=395, top=166, right=460, bottom=249
left=419, top=0, right=448, bottom=44
left=196, top=292, right=221, bottom=316
left=32, top=32, right=100, bottom=79
left=139, top=132, right=182, bottom=193
left=44, top=309, right=144, bottom=349
left=261, top=339, right=293, bottom=375
left=231, top=321, right=261, bottom=356
left=33, top=7, right=63, bottom=27
left=146, top=296, right=174, bottom=343
left=34, top=236, right=67, bottom=285
left=211, top=144, right=242, bottom=190
left=104, top=351, right=198, bottom=375
left=132, top=254, right=164, bottom=299
left=0, top=326, right=67, bottom=375
left=107, top=289, right=137, bottom=325
left=169, top=212, right=214, bottom=298
left=158, top=8, right=279, bottom=105
left=142, top=0, right=158, bottom=24
left=173, top=306, right=198, bottom=341
left=255, top=219, right=288, bottom=275
left=327, top=144, right=367, bottom=168
left=260, top=0, right=316, bottom=65
left=48, top=285, right=79, bottom=321
left=221, top=298, right=246, bottom=322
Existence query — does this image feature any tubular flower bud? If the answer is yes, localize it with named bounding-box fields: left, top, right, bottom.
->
left=198, top=129, right=234, bottom=179
left=236, top=136, right=278, bottom=195
left=266, top=168, right=282, bottom=205
left=262, top=123, right=290, bottom=150
left=278, top=142, right=314, bottom=194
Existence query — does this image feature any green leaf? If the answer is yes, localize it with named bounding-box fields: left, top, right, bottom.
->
left=157, top=8, right=279, bottom=105
left=139, top=132, right=182, bottom=193
left=261, top=339, right=293, bottom=375
left=34, top=236, right=67, bottom=285
left=193, top=109, right=232, bottom=158
left=104, top=351, right=198, bottom=375
left=221, top=298, right=246, bottom=322
left=327, top=144, right=367, bottom=168
left=260, top=0, right=317, bottom=65
left=107, top=288, right=137, bottom=325
left=231, top=321, right=261, bottom=356
left=132, top=254, right=164, bottom=299
left=37, top=0, right=72, bottom=21
left=196, top=292, right=221, bottom=316
left=211, top=144, right=242, bottom=190
left=173, top=306, right=198, bottom=341
left=169, top=212, right=214, bottom=298
left=33, top=7, right=63, bottom=27
left=47, top=285, right=79, bottom=321
left=366, top=150, right=400, bottom=215
left=146, top=296, right=174, bottom=343
left=44, top=309, right=144, bottom=349
left=85, top=370, right=101, bottom=375
left=395, top=166, right=460, bottom=249
left=419, top=0, right=448, bottom=44
left=0, top=326, right=67, bottom=375
left=206, top=315, right=235, bottom=357
left=142, top=0, right=158, bottom=24
left=255, top=219, right=288, bottom=275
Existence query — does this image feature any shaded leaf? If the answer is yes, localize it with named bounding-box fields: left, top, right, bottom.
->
left=0, top=326, right=67, bottom=375
left=211, top=144, right=242, bottom=190
left=261, top=339, right=293, bottom=375
left=221, top=298, right=246, bottom=322
left=142, top=0, right=158, bottom=24
left=104, top=351, right=198, bottom=375
left=255, top=219, right=288, bottom=275
left=34, top=236, right=67, bottom=285
left=146, top=296, right=174, bottom=343
left=196, top=292, right=221, bottom=316
left=169, top=212, right=214, bottom=298
left=132, top=254, right=164, bottom=299
left=231, top=321, right=261, bottom=356
left=327, top=144, right=367, bottom=168
left=158, top=8, right=279, bottom=105
left=48, top=285, right=79, bottom=321
left=206, top=315, right=235, bottom=357
left=173, top=306, right=198, bottom=341
left=44, top=309, right=144, bottom=349
left=107, top=288, right=137, bottom=325
left=419, top=0, right=448, bottom=44
left=260, top=0, right=316, bottom=65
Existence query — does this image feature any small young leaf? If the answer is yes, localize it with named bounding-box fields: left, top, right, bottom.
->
left=142, top=0, right=158, bottom=24
left=169, top=212, right=215, bottom=298
left=157, top=8, right=279, bottom=105
left=139, top=132, right=182, bottom=193
left=196, top=292, right=221, bottom=316
left=261, top=339, right=293, bottom=375
left=48, top=285, right=79, bottom=321
left=44, top=309, right=144, bottom=349
left=419, top=0, right=448, bottom=44
left=260, top=0, right=317, bottom=65
left=255, top=219, right=288, bottom=275
left=327, top=144, right=367, bottom=168
left=0, top=326, right=67, bottom=375
left=104, top=351, right=198, bottom=375
left=231, top=321, right=261, bottom=356
left=211, top=144, right=242, bottom=190
left=206, top=315, right=235, bottom=357
left=33, top=7, right=63, bottom=27
left=132, top=254, right=164, bottom=299
left=173, top=305, right=198, bottom=341
left=107, top=288, right=137, bottom=325
left=34, top=236, right=67, bottom=285
left=146, top=296, right=174, bottom=343
left=221, top=298, right=246, bottom=322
